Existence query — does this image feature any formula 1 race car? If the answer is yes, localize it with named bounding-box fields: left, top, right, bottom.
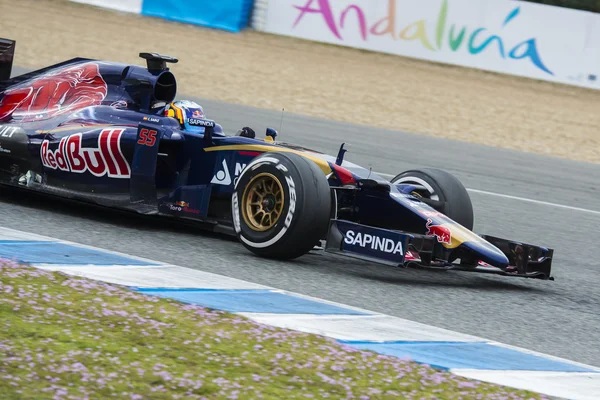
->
left=0, top=39, right=554, bottom=280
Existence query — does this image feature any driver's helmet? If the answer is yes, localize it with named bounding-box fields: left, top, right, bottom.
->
left=164, top=100, right=204, bottom=133
left=164, top=100, right=222, bottom=134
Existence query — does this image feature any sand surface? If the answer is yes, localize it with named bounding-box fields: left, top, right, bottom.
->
left=1, top=0, right=599, bottom=163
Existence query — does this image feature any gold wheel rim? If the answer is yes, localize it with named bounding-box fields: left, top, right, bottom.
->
left=241, top=173, right=285, bottom=232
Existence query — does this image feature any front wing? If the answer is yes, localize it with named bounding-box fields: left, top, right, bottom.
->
left=325, top=219, right=554, bottom=280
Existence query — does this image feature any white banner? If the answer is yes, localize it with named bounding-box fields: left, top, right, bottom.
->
left=259, top=0, right=600, bottom=90
left=70, top=0, right=142, bottom=14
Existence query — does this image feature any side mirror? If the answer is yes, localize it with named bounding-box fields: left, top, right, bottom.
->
left=336, top=142, right=347, bottom=165
left=266, top=128, right=278, bottom=140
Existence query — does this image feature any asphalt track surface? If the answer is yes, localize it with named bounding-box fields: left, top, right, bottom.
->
left=2, top=67, right=600, bottom=367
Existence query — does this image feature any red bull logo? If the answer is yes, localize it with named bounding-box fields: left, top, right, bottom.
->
left=192, top=110, right=204, bottom=118
left=0, top=62, right=107, bottom=123
left=425, top=218, right=452, bottom=245
left=40, top=129, right=130, bottom=178
left=175, top=201, right=189, bottom=207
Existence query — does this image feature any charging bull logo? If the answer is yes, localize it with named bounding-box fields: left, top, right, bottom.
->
left=0, top=62, right=107, bottom=122
left=40, top=129, right=130, bottom=178
left=425, top=218, right=452, bottom=245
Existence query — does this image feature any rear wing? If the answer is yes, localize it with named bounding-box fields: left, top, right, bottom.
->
left=0, top=38, right=15, bottom=82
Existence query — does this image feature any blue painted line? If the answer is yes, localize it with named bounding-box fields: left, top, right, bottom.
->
left=0, top=241, right=160, bottom=266
left=136, top=288, right=371, bottom=315
left=339, top=341, right=599, bottom=372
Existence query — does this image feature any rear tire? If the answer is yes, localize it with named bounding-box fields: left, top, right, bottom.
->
left=231, top=152, right=331, bottom=260
left=391, top=168, right=474, bottom=230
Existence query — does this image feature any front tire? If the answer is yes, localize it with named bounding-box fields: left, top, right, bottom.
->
left=232, top=152, right=331, bottom=260
left=391, top=168, right=474, bottom=230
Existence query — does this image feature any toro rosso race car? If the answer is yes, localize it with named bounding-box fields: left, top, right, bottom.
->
left=0, top=39, right=554, bottom=280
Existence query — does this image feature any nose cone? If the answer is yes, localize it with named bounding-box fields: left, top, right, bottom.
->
left=462, top=240, right=509, bottom=268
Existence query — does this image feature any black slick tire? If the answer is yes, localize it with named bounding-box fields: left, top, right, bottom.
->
left=391, top=168, right=474, bottom=230
left=231, top=152, right=331, bottom=260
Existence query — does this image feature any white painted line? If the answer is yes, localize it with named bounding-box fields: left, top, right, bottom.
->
left=377, top=171, right=600, bottom=216
left=374, top=172, right=400, bottom=179
left=36, top=264, right=169, bottom=270
left=36, top=264, right=162, bottom=269
left=35, top=264, right=271, bottom=290
left=466, top=188, right=600, bottom=216
left=451, top=370, right=600, bottom=400
left=0, top=227, right=58, bottom=242
left=239, top=313, right=484, bottom=342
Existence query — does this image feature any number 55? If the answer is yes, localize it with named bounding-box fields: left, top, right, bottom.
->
left=137, top=128, right=157, bottom=146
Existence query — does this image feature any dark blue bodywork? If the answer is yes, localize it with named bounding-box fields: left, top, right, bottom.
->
left=0, top=51, right=554, bottom=280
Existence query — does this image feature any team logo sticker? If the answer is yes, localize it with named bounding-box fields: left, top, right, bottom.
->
left=40, top=128, right=131, bottom=178
left=211, top=159, right=247, bottom=186
left=425, top=218, right=452, bottom=245
left=335, top=220, right=408, bottom=264
left=211, top=159, right=232, bottom=185
left=344, top=230, right=404, bottom=255
left=165, top=201, right=200, bottom=215
left=0, top=62, right=108, bottom=123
